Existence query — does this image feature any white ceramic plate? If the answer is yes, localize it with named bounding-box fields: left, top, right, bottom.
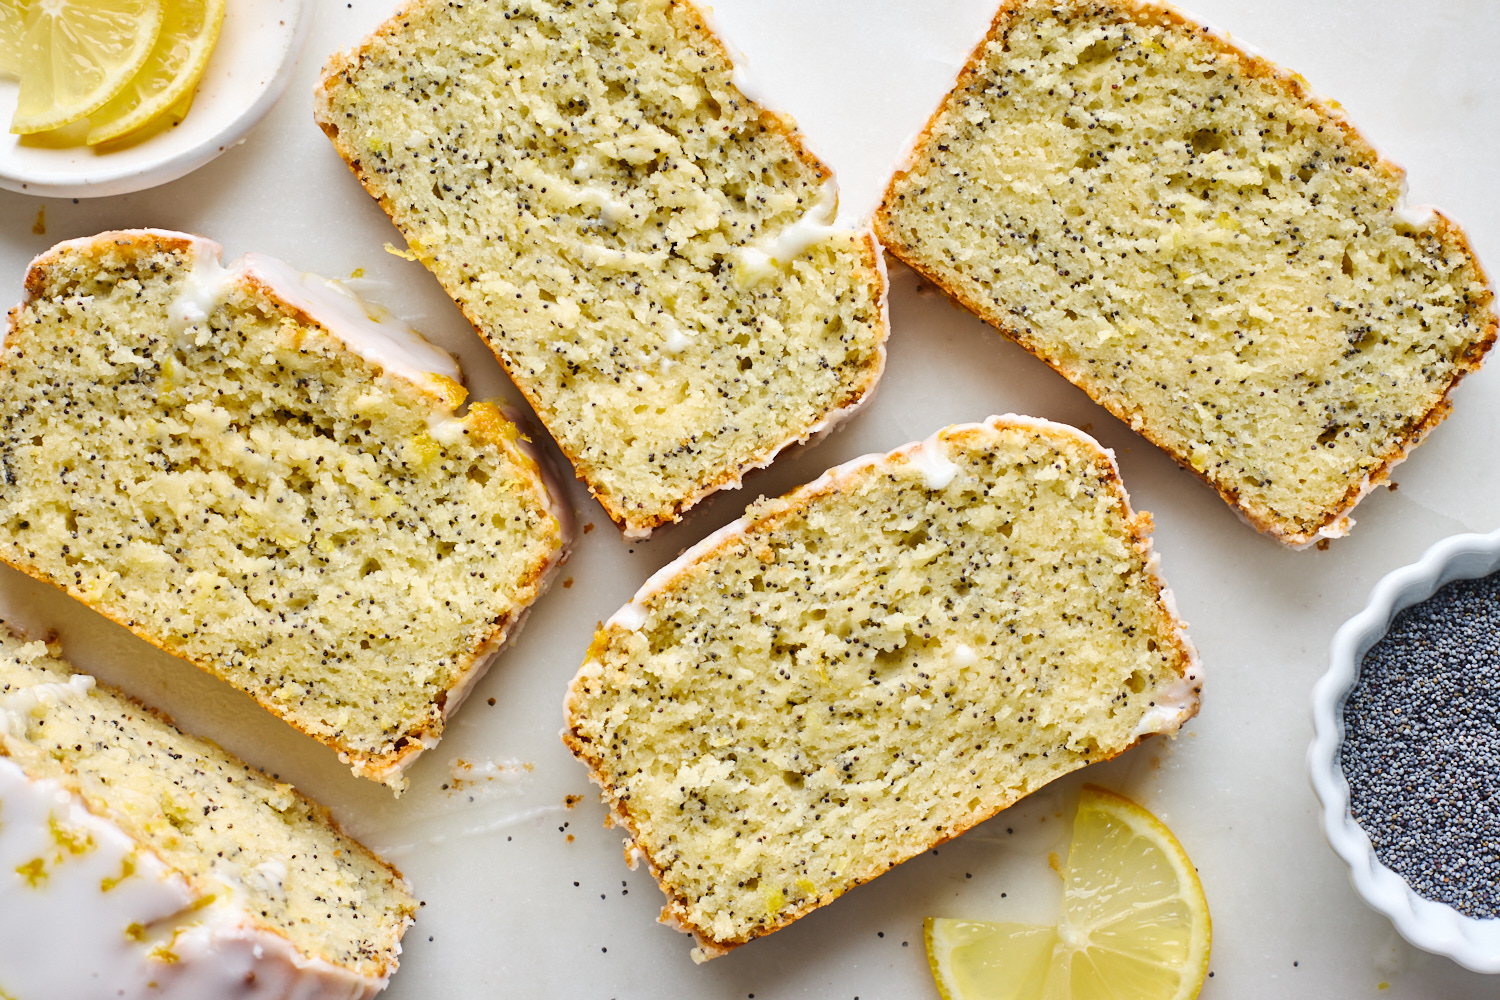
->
left=0, top=0, right=311, bottom=199
left=1310, top=527, right=1500, bottom=973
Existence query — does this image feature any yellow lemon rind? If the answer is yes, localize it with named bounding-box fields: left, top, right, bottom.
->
left=924, top=785, right=1211, bottom=1000
left=85, top=0, right=226, bottom=146
left=10, top=0, right=166, bottom=134
left=1071, top=785, right=1212, bottom=1000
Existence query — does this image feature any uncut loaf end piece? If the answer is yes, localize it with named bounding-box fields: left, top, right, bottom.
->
left=315, top=0, right=888, bottom=539
left=0, top=231, right=570, bottom=792
left=564, top=416, right=1200, bottom=959
left=876, top=0, right=1496, bottom=547
left=0, top=627, right=415, bottom=999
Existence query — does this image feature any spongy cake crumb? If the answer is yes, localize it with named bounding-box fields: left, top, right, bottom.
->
left=0, top=231, right=567, bottom=788
left=0, top=628, right=415, bottom=976
left=877, top=0, right=1496, bottom=545
left=316, top=0, right=887, bottom=536
left=564, top=417, right=1198, bottom=956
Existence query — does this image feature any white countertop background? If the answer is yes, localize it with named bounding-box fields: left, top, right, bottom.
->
left=1, top=1, right=1497, bottom=996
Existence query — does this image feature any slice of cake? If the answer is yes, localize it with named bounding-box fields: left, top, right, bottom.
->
left=315, top=0, right=888, bottom=538
left=563, top=416, right=1200, bottom=959
left=876, top=0, right=1497, bottom=547
left=0, top=626, right=415, bottom=998
left=0, top=230, right=570, bottom=791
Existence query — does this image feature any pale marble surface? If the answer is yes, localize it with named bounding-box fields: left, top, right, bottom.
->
left=0, top=1, right=1496, bottom=996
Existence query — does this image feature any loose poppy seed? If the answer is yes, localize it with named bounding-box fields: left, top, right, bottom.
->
left=1340, top=571, right=1500, bottom=918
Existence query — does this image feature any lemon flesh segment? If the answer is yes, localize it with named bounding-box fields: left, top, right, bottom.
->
left=927, top=919, right=1058, bottom=1000
left=86, top=0, right=224, bottom=146
left=12, top=0, right=164, bottom=134
left=925, top=786, right=1211, bottom=1000
left=1058, top=786, right=1211, bottom=1000
left=90, top=82, right=194, bottom=148
left=0, top=0, right=24, bottom=79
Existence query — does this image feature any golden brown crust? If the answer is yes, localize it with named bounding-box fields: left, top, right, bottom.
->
left=314, top=0, right=888, bottom=540
left=0, top=619, right=415, bottom=977
left=874, top=0, right=1498, bottom=547
left=2, top=231, right=568, bottom=790
left=0, top=477, right=520, bottom=790
left=562, top=416, right=1198, bottom=956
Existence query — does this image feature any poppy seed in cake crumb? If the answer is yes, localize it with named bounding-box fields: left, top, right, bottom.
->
left=313, top=0, right=887, bottom=539
left=876, top=0, right=1495, bottom=547
left=1340, top=571, right=1500, bottom=918
left=563, top=418, right=1200, bottom=957
left=0, top=232, right=567, bottom=791
left=0, top=631, right=414, bottom=979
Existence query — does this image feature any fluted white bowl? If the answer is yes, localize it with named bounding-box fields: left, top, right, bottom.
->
left=1310, top=526, right=1500, bottom=973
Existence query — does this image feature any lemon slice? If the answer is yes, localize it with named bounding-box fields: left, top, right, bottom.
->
left=86, top=0, right=224, bottom=146
left=926, top=786, right=1211, bottom=1000
left=11, top=0, right=163, bottom=134
left=91, top=85, right=194, bottom=149
left=0, top=0, right=24, bottom=79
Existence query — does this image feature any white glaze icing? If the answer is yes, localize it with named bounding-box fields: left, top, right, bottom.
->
left=607, top=602, right=649, bottom=632
left=579, top=185, right=630, bottom=226
left=426, top=416, right=468, bottom=446
left=242, top=252, right=462, bottom=386
left=1395, top=202, right=1437, bottom=230
left=0, top=674, right=93, bottom=739
left=661, top=320, right=693, bottom=355
left=244, top=859, right=289, bottom=899
left=891, top=124, right=930, bottom=177
left=1129, top=663, right=1205, bottom=738
left=1388, top=179, right=1438, bottom=231
left=909, top=431, right=959, bottom=489
left=123, top=229, right=462, bottom=392
left=165, top=236, right=233, bottom=332
left=446, top=755, right=531, bottom=790
left=732, top=181, right=842, bottom=283
left=952, top=644, right=979, bottom=668
left=598, top=415, right=1202, bottom=741
left=1194, top=16, right=1270, bottom=62
left=0, top=757, right=385, bottom=1000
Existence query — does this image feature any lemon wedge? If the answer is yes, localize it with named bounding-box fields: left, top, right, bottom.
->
left=11, top=0, right=163, bottom=134
left=0, top=0, right=23, bottom=79
left=86, top=0, right=224, bottom=145
left=926, top=786, right=1211, bottom=1000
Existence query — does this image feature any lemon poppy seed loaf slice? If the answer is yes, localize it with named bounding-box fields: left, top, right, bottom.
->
left=876, top=0, right=1497, bottom=546
left=0, top=627, right=415, bottom=999
left=0, top=231, right=569, bottom=790
left=564, top=416, right=1200, bottom=959
left=315, top=0, right=888, bottom=538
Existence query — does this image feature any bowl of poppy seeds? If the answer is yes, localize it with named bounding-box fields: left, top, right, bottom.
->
left=1312, top=526, right=1500, bottom=973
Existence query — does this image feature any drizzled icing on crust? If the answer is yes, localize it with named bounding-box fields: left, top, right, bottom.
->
left=146, top=231, right=463, bottom=391
left=0, top=756, right=388, bottom=1000
left=595, top=414, right=1201, bottom=729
